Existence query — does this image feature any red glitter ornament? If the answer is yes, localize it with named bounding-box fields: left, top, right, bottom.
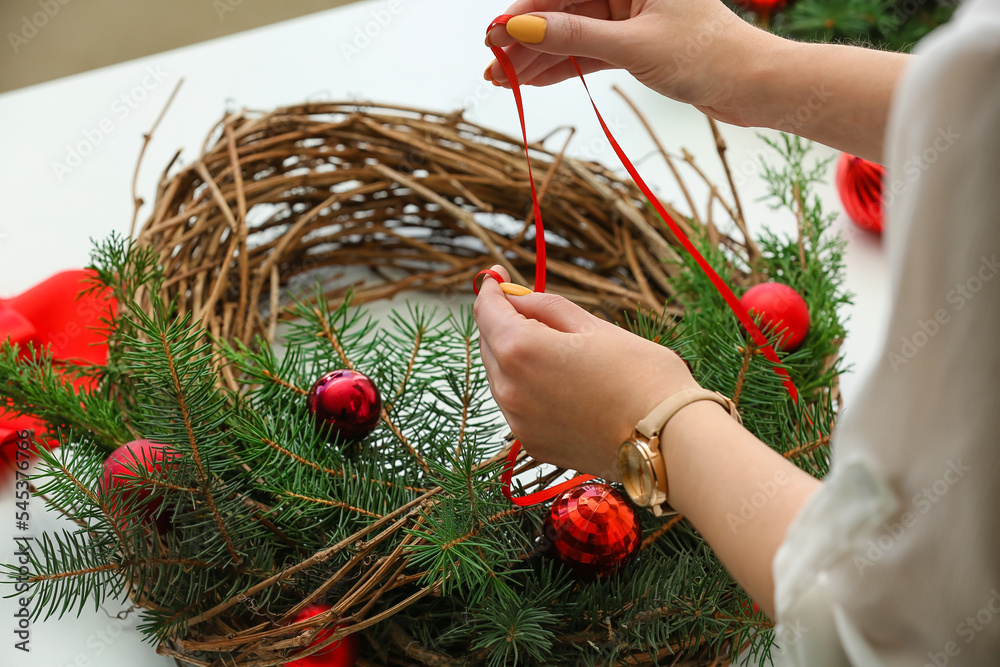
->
left=836, top=153, right=884, bottom=234
left=307, top=370, right=382, bottom=442
left=739, top=283, right=810, bottom=351
left=101, top=439, right=180, bottom=532
left=284, top=604, right=359, bottom=667
left=544, top=483, right=641, bottom=578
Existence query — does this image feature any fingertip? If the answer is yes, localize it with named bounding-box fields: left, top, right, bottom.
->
left=490, top=264, right=512, bottom=282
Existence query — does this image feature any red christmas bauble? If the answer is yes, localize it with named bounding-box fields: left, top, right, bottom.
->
left=307, top=370, right=382, bottom=442
left=733, top=0, right=786, bottom=16
left=836, top=153, right=884, bottom=234
left=739, top=283, right=810, bottom=351
left=101, top=439, right=180, bottom=531
left=544, top=483, right=641, bottom=579
left=284, top=604, right=359, bottom=667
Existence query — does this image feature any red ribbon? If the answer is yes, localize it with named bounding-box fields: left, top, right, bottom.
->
left=483, top=14, right=798, bottom=506
left=0, top=270, right=116, bottom=482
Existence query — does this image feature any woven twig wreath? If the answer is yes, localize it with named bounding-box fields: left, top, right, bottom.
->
left=125, top=101, right=761, bottom=666
left=135, top=101, right=755, bottom=348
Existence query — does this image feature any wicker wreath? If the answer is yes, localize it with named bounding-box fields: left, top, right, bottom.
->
left=131, top=101, right=759, bottom=666
left=135, top=101, right=758, bottom=349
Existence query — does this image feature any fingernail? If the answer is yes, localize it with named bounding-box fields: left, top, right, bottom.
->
left=500, top=282, right=533, bottom=296
left=506, top=15, right=546, bottom=44
left=484, top=61, right=494, bottom=82
left=484, top=31, right=493, bottom=47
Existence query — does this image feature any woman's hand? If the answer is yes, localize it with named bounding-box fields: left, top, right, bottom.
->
left=473, top=266, right=699, bottom=478
left=484, top=0, right=910, bottom=161
left=484, top=0, right=782, bottom=128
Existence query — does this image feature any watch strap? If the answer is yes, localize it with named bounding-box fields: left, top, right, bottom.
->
left=636, top=388, right=742, bottom=439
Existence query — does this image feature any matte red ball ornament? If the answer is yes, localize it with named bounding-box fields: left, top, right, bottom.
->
left=101, top=439, right=180, bottom=532
left=739, top=283, right=810, bottom=351
left=307, top=370, right=382, bottom=442
left=284, top=604, right=359, bottom=667
left=544, top=483, right=641, bottom=579
left=836, top=153, right=884, bottom=234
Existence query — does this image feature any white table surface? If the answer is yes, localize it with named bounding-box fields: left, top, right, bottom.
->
left=0, top=1, right=890, bottom=664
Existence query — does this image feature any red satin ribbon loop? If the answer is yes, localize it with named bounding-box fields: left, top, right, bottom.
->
left=500, top=445, right=596, bottom=506
left=473, top=269, right=505, bottom=296
left=483, top=15, right=799, bottom=507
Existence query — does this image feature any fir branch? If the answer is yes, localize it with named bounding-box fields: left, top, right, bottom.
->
left=640, top=514, right=685, bottom=551
left=279, top=491, right=384, bottom=519
left=153, top=321, right=240, bottom=565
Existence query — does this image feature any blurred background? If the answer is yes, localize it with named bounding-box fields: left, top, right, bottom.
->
left=0, top=0, right=955, bottom=94
left=0, top=0, right=358, bottom=93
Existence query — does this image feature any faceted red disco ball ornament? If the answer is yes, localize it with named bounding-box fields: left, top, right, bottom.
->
left=307, top=370, right=382, bottom=442
left=733, top=0, right=787, bottom=16
left=544, top=483, right=641, bottom=579
left=836, top=153, right=884, bottom=234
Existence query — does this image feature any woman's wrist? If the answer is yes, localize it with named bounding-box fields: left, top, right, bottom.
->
left=656, top=399, right=820, bottom=616
left=718, top=32, right=910, bottom=161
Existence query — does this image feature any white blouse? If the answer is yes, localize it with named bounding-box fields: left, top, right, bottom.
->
left=772, top=0, right=1000, bottom=664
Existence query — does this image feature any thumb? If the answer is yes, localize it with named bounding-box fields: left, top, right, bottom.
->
left=506, top=292, right=594, bottom=333
left=504, top=13, right=632, bottom=64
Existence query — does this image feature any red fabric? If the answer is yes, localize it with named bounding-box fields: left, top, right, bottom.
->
left=484, top=15, right=800, bottom=506
left=0, top=270, right=116, bottom=483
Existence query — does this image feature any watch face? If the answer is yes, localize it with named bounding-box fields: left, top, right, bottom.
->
left=618, top=442, right=653, bottom=506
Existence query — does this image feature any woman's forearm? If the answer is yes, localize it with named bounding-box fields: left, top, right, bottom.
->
left=659, top=400, right=821, bottom=617
left=727, top=35, right=911, bottom=163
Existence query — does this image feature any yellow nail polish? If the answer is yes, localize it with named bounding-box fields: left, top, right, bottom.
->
left=484, top=61, right=494, bottom=82
left=506, top=15, right=546, bottom=44
left=485, top=32, right=493, bottom=47
left=500, top=282, right=533, bottom=296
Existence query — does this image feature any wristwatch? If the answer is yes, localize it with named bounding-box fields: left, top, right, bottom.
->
left=617, top=388, right=742, bottom=516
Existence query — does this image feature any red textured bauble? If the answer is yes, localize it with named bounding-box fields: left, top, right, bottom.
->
left=739, top=283, right=810, bottom=351
left=284, top=604, right=359, bottom=667
left=544, top=483, right=641, bottom=579
left=101, top=439, right=180, bottom=532
left=836, top=153, right=884, bottom=234
left=307, top=370, right=382, bottom=442
left=732, top=0, right=787, bottom=16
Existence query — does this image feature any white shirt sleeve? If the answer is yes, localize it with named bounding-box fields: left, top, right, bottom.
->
left=772, top=0, right=1000, bottom=664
